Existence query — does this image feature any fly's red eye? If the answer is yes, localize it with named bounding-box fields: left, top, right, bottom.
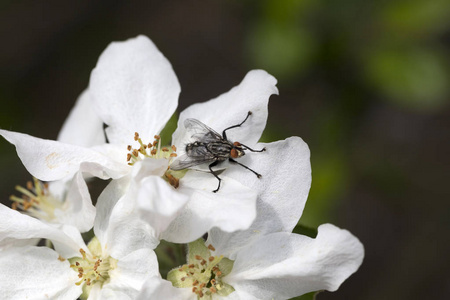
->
left=230, top=148, right=239, bottom=158
left=233, top=142, right=241, bottom=147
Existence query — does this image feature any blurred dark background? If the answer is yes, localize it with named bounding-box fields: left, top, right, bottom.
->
left=1, top=1, right=449, bottom=299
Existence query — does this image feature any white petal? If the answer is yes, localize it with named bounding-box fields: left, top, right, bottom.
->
left=173, top=70, right=278, bottom=148
left=0, top=129, right=129, bottom=181
left=224, top=290, right=259, bottom=300
left=93, top=176, right=131, bottom=248
left=86, top=284, right=103, bottom=300
left=89, top=288, right=130, bottom=300
left=137, top=277, right=193, bottom=300
left=226, top=224, right=364, bottom=299
left=55, top=224, right=90, bottom=258
left=89, top=35, right=180, bottom=145
left=162, top=171, right=257, bottom=243
left=96, top=158, right=188, bottom=244
left=53, top=172, right=96, bottom=232
left=93, top=249, right=159, bottom=300
left=57, top=89, right=106, bottom=147
left=0, top=204, right=83, bottom=258
left=135, top=175, right=190, bottom=237
left=208, top=137, right=311, bottom=257
left=0, top=246, right=82, bottom=300
left=131, top=157, right=169, bottom=182
left=101, top=248, right=159, bottom=299
left=94, top=177, right=160, bottom=258
left=106, top=214, right=160, bottom=260
left=0, top=238, right=40, bottom=250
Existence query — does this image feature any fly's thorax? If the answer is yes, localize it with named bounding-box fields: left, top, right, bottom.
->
left=186, top=142, right=207, bottom=157
left=185, top=140, right=232, bottom=159
left=206, top=141, right=233, bottom=158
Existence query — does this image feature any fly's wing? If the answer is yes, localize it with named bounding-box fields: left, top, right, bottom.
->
left=184, top=118, right=224, bottom=143
left=170, top=119, right=223, bottom=170
left=170, top=153, right=215, bottom=170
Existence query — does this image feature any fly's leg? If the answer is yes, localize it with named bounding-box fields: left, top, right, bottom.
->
left=240, top=143, right=266, bottom=153
left=222, top=111, right=252, bottom=140
left=229, top=158, right=262, bottom=178
left=209, top=160, right=222, bottom=193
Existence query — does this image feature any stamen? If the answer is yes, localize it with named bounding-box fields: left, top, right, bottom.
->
left=9, top=178, right=62, bottom=222
left=125, top=132, right=178, bottom=165
left=171, top=243, right=232, bottom=299
left=69, top=242, right=117, bottom=291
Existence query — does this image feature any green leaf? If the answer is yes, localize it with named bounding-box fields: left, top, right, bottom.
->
left=292, top=223, right=318, bottom=238
left=154, top=240, right=187, bottom=278
left=289, top=291, right=321, bottom=300
left=159, top=112, right=179, bottom=146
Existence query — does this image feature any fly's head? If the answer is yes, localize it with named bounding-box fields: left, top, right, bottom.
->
left=230, top=142, right=245, bottom=158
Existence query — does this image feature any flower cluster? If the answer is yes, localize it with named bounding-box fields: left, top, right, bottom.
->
left=0, top=35, right=364, bottom=300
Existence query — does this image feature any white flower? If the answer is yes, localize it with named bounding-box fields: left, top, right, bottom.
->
left=163, top=71, right=305, bottom=243
left=140, top=224, right=363, bottom=300
left=8, top=171, right=95, bottom=233
left=3, top=87, right=104, bottom=232
left=136, top=73, right=364, bottom=299
left=0, top=35, right=265, bottom=243
left=0, top=176, right=160, bottom=300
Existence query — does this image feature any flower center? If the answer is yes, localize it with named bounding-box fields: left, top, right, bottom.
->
left=168, top=240, right=235, bottom=299
left=69, top=237, right=117, bottom=298
left=126, top=132, right=182, bottom=188
left=9, top=178, right=63, bottom=222
left=126, top=132, right=177, bottom=165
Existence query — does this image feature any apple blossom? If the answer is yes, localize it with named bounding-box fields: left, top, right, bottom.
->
left=0, top=35, right=263, bottom=243
left=138, top=111, right=364, bottom=299
left=8, top=172, right=95, bottom=233
left=141, top=224, right=363, bottom=300
left=0, top=175, right=160, bottom=300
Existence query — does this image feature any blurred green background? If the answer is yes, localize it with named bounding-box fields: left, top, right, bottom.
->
left=1, top=0, right=449, bottom=299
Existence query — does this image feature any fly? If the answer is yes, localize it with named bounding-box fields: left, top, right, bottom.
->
left=170, top=111, right=265, bottom=192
